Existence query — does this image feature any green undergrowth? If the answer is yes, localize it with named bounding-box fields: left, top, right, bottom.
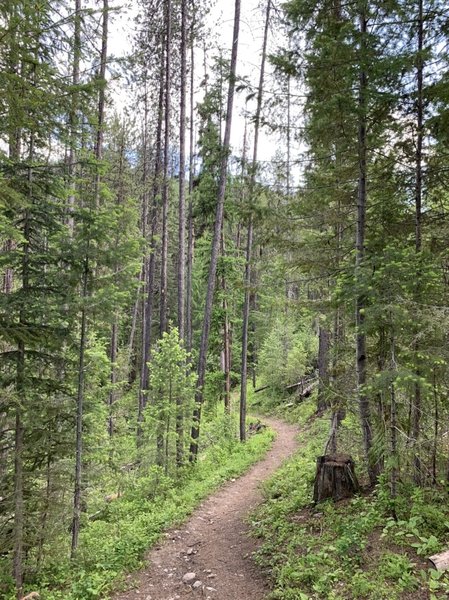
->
left=13, top=417, right=274, bottom=600
left=248, top=386, right=318, bottom=427
left=250, top=399, right=449, bottom=599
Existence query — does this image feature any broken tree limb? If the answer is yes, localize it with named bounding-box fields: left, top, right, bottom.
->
left=428, top=550, right=449, bottom=571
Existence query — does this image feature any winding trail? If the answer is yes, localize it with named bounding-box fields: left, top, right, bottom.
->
left=113, top=417, right=299, bottom=600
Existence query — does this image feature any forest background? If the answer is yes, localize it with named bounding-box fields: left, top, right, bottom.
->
left=1, top=0, right=449, bottom=598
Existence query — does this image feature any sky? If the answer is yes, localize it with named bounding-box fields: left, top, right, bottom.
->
left=108, top=0, right=302, bottom=182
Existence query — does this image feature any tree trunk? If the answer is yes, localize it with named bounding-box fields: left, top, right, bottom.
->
left=313, top=454, right=359, bottom=504
left=72, top=0, right=108, bottom=552
left=317, top=325, right=330, bottom=412
left=432, top=368, right=438, bottom=485
left=160, top=0, right=172, bottom=337
left=355, top=9, right=376, bottom=486
left=412, top=0, right=424, bottom=486
left=109, top=128, right=126, bottom=439
left=390, top=325, right=398, bottom=520
left=240, top=0, right=271, bottom=443
left=67, top=0, right=81, bottom=234
left=221, top=232, right=231, bottom=412
left=186, top=15, right=195, bottom=355
left=13, top=405, right=24, bottom=598
left=190, top=0, right=241, bottom=460
left=108, top=321, right=118, bottom=437
left=137, top=64, right=164, bottom=445
left=176, top=0, right=188, bottom=467
left=71, top=271, right=88, bottom=557
left=94, top=0, right=108, bottom=201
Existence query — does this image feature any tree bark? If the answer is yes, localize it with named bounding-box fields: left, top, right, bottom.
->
left=72, top=0, right=108, bottom=552
left=160, top=0, right=172, bottom=337
left=355, top=8, right=376, bottom=486
left=137, top=63, right=165, bottom=445
left=390, top=325, right=398, bottom=520
left=412, top=0, right=424, bottom=486
left=176, top=0, right=188, bottom=466
left=67, top=0, right=81, bottom=234
left=317, top=325, right=330, bottom=412
left=71, top=268, right=88, bottom=557
left=221, top=232, right=231, bottom=412
left=313, top=454, right=359, bottom=504
left=190, top=0, right=241, bottom=460
left=186, top=12, right=195, bottom=355
left=240, top=0, right=271, bottom=443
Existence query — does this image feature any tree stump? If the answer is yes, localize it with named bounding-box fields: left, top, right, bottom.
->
left=313, top=454, right=359, bottom=504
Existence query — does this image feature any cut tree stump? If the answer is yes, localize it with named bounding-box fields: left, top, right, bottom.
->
left=313, top=454, right=359, bottom=504
left=428, top=550, right=449, bottom=571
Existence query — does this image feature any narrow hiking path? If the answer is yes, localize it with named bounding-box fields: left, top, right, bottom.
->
left=113, top=417, right=299, bottom=600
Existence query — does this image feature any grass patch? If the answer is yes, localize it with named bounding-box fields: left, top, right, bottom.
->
left=11, top=418, right=274, bottom=600
left=249, top=402, right=449, bottom=599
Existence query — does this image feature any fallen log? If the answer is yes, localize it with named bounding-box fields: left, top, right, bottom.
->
left=285, top=378, right=317, bottom=395
left=428, top=550, right=449, bottom=571
left=313, top=454, right=359, bottom=504
left=254, top=384, right=270, bottom=393
left=255, top=378, right=317, bottom=396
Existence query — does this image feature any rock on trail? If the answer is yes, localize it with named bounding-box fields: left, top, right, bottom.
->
left=112, top=417, right=298, bottom=600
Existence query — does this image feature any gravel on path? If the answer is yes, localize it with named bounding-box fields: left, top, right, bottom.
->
left=112, top=417, right=299, bottom=600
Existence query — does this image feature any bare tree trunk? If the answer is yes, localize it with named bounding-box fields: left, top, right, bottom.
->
left=14, top=320, right=26, bottom=596
left=286, top=71, right=291, bottom=197
left=390, top=325, right=398, bottom=520
left=412, top=0, right=423, bottom=485
left=186, top=12, right=195, bottom=355
left=178, top=0, right=187, bottom=342
left=68, top=0, right=81, bottom=234
left=137, top=66, right=164, bottom=444
left=186, top=25, right=195, bottom=355
left=71, top=266, right=88, bottom=557
left=36, top=454, right=52, bottom=571
left=13, top=125, right=35, bottom=594
left=317, top=325, right=330, bottom=412
left=94, top=0, right=108, bottom=200
left=356, top=9, right=376, bottom=486
left=176, top=0, right=188, bottom=466
left=109, top=322, right=117, bottom=437
left=72, top=0, right=108, bottom=552
left=190, top=0, right=241, bottom=459
left=221, top=232, right=232, bottom=412
left=109, top=128, right=126, bottom=438
left=432, top=368, right=438, bottom=485
left=240, top=0, right=271, bottom=443
left=160, top=0, right=172, bottom=337
left=13, top=405, right=24, bottom=598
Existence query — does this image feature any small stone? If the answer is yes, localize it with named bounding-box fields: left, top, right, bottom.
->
left=187, top=547, right=195, bottom=555
left=206, top=587, right=217, bottom=592
left=182, top=572, right=197, bottom=584
left=207, top=573, right=217, bottom=579
left=192, top=581, right=203, bottom=589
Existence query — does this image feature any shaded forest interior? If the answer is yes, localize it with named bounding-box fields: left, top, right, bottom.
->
left=1, top=0, right=449, bottom=598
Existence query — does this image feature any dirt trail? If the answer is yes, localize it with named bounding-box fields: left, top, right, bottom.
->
left=112, top=417, right=299, bottom=600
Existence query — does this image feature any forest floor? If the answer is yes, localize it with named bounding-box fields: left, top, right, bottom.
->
left=112, top=417, right=298, bottom=600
